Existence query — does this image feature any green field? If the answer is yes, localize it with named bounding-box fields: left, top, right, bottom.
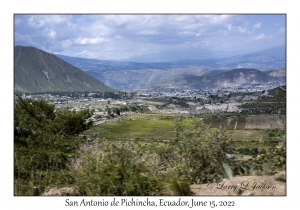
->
left=86, top=114, right=195, bottom=141
left=85, top=114, right=285, bottom=152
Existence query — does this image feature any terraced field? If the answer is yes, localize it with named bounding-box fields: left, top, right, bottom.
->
left=245, top=115, right=285, bottom=129
left=83, top=113, right=286, bottom=162
left=85, top=114, right=285, bottom=145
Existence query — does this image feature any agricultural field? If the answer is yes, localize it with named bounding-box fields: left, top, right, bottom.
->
left=85, top=114, right=193, bottom=141
left=84, top=113, right=286, bottom=157
left=15, top=95, right=286, bottom=196
left=245, top=115, right=285, bottom=129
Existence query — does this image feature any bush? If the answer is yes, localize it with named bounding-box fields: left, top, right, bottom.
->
left=18, top=98, right=282, bottom=195
left=70, top=141, right=167, bottom=196
left=173, top=118, right=232, bottom=184
left=14, top=95, right=94, bottom=195
left=230, top=139, right=286, bottom=176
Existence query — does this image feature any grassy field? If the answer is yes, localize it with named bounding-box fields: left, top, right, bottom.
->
left=231, top=130, right=266, bottom=141
left=245, top=115, right=284, bottom=129
left=85, top=114, right=195, bottom=141
left=85, top=113, right=285, bottom=146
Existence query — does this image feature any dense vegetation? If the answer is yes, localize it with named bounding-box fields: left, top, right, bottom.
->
left=14, top=96, right=286, bottom=196
left=238, top=85, right=286, bottom=115
left=14, top=94, right=94, bottom=195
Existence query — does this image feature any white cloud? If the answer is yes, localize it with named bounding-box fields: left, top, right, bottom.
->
left=14, top=14, right=286, bottom=61
left=14, top=32, right=39, bottom=46
left=137, top=30, right=159, bottom=35
left=238, top=26, right=247, bottom=33
left=49, top=30, right=56, bottom=37
left=174, top=15, right=191, bottom=22
left=227, top=24, right=232, bottom=31
left=60, top=39, right=72, bottom=48
left=177, top=31, right=194, bottom=37
left=226, top=24, right=249, bottom=34
left=45, top=15, right=69, bottom=24
left=28, top=16, right=45, bottom=28
left=252, top=34, right=265, bottom=40
left=200, top=15, right=231, bottom=24
left=279, top=27, right=285, bottom=33
left=273, top=22, right=281, bottom=26
left=75, top=37, right=106, bottom=45
left=253, top=22, right=261, bottom=29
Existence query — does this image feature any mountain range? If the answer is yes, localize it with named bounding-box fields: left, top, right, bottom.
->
left=56, top=46, right=285, bottom=90
left=56, top=46, right=285, bottom=72
left=14, top=46, right=114, bottom=93
left=14, top=45, right=286, bottom=93
left=142, top=68, right=286, bottom=89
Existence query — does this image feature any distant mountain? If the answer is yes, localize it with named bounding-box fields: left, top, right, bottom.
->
left=56, top=46, right=286, bottom=72
left=212, top=46, right=286, bottom=70
left=267, top=68, right=286, bottom=78
left=143, top=68, right=282, bottom=89
left=55, top=54, right=180, bottom=71
left=86, top=68, right=216, bottom=90
left=55, top=46, right=286, bottom=90
left=118, top=48, right=239, bottom=62
left=14, top=46, right=115, bottom=93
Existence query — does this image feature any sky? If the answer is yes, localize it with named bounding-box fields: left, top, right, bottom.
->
left=14, top=14, right=286, bottom=62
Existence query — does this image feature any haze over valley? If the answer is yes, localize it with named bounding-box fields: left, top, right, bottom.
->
left=54, top=46, right=285, bottom=90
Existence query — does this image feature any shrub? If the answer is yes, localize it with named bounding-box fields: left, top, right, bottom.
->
left=70, top=141, right=167, bottom=196
left=14, top=94, right=94, bottom=195
left=173, top=118, right=232, bottom=184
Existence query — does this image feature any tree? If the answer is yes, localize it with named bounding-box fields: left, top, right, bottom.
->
left=173, top=118, right=232, bottom=184
left=14, top=94, right=94, bottom=175
left=114, top=108, right=121, bottom=116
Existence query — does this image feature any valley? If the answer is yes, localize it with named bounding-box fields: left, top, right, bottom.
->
left=14, top=46, right=286, bottom=196
left=21, top=84, right=286, bottom=161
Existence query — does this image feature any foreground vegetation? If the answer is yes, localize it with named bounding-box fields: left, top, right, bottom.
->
left=14, top=96, right=286, bottom=195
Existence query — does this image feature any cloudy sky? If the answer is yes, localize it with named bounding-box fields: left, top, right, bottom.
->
left=14, top=14, right=286, bottom=62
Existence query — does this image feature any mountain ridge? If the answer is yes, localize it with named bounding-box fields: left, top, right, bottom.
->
left=14, top=46, right=115, bottom=93
left=54, top=46, right=285, bottom=90
left=142, top=68, right=285, bottom=89
left=56, top=45, right=285, bottom=71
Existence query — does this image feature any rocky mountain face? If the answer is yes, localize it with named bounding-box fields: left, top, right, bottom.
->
left=87, top=67, right=216, bottom=90
left=212, top=46, right=286, bottom=70
left=268, top=68, right=286, bottom=77
left=14, top=46, right=114, bottom=93
left=144, top=68, right=285, bottom=89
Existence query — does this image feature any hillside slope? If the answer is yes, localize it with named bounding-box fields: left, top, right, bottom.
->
left=144, top=68, right=278, bottom=89
left=14, top=46, right=115, bottom=93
